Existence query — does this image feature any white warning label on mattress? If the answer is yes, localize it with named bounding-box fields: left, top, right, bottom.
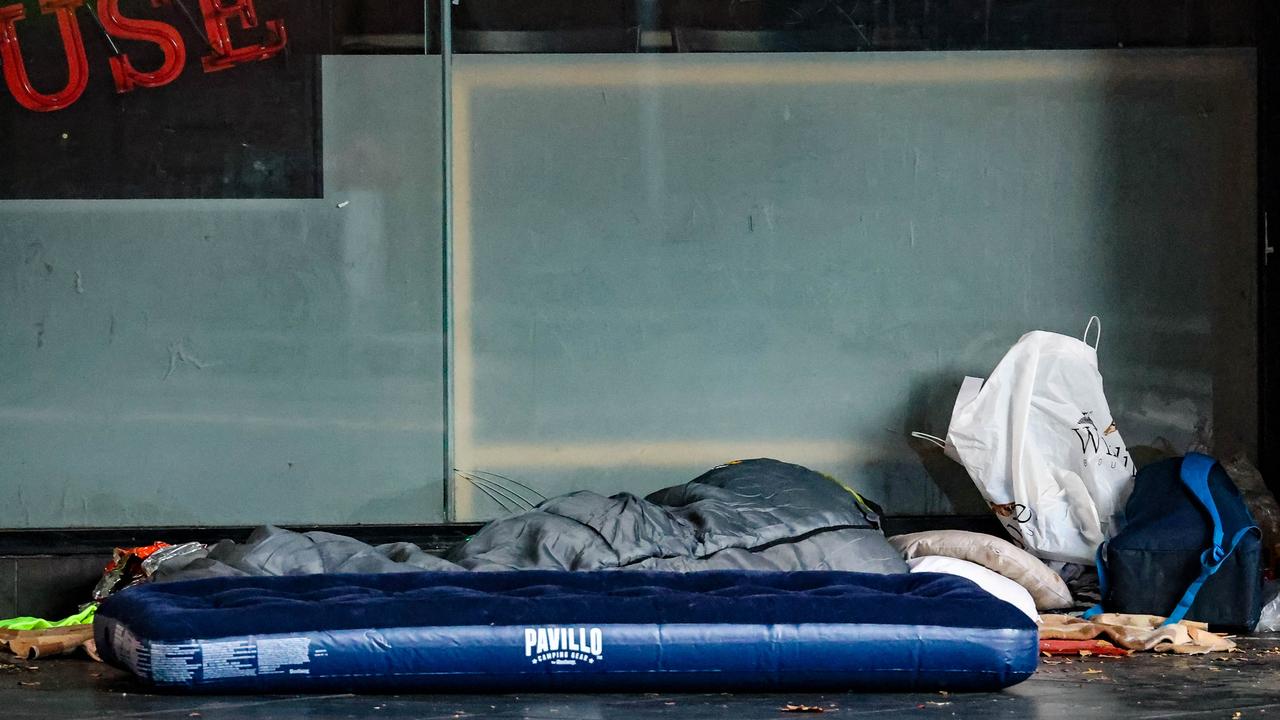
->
left=112, top=624, right=149, bottom=676
left=201, top=641, right=256, bottom=680
left=257, top=637, right=311, bottom=675
left=151, top=643, right=201, bottom=684
left=145, top=636, right=312, bottom=684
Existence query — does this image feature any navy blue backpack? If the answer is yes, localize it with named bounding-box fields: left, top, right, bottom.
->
left=1087, top=453, right=1263, bottom=630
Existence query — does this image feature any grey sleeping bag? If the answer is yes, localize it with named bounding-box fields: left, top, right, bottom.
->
left=153, top=459, right=907, bottom=582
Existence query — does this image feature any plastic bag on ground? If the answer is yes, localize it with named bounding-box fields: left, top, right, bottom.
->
left=1221, top=455, right=1280, bottom=572
left=917, top=318, right=1136, bottom=563
left=1260, top=581, right=1280, bottom=633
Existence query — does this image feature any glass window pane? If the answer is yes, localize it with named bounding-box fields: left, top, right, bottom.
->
left=448, top=49, right=1256, bottom=521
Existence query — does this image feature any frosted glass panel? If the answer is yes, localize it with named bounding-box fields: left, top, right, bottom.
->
left=0, top=57, right=444, bottom=527
left=451, top=50, right=1256, bottom=520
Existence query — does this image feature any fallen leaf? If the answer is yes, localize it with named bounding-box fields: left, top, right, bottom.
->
left=782, top=705, right=825, bottom=713
left=1078, top=650, right=1093, bottom=657
left=1083, top=669, right=1104, bottom=675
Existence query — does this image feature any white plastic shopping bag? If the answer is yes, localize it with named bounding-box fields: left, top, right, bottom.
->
left=914, top=318, right=1136, bottom=564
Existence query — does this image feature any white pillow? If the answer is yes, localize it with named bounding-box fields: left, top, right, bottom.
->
left=907, top=555, right=1039, bottom=622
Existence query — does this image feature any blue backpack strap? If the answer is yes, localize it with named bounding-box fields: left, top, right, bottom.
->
left=1163, top=453, right=1238, bottom=626
left=1081, top=541, right=1108, bottom=620
left=1165, top=525, right=1257, bottom=625
left=1180, top=453, right=1224, bottom=552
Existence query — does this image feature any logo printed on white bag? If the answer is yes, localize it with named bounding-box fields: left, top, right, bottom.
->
left=1073, top=412, right=1103, bottom=454
left=523, top=627, right=604, bottom=666
left=990, top=503, right=1034, bottom=548
left=1072, top=412, right=1135, bottom=476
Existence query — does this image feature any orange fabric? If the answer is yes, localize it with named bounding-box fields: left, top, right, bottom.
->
left=1039, top=639, right=1130, bottom=656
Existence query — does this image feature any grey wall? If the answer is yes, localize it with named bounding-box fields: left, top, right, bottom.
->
left=0, top=49, right=1258, bottom=527
left=0, top=56, right=444, bottom=527
left=453, top=50, right=1257, bottom=520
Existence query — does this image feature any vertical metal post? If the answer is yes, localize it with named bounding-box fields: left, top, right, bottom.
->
left=1262, top=1, right=1276, bottom=492
left=439, top=0, right=457, bottom=521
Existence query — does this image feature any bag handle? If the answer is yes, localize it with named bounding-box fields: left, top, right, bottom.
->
left=909, top=432, right=946, bottom=449
left=908, top=377, right=985, bottom=452
left=1082, top=316, right=1102, bottom=350
left=1162, top=453, right=1253, bottom=626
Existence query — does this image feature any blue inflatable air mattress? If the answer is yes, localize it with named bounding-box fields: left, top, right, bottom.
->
left=94, top=570, right=1039, bottom=693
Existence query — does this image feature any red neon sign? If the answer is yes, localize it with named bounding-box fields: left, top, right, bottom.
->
left=0, top=0, right=286, bottom=112
left=196, top=0, right=285, bottom=73
left=0, top=0, right=90, bottom=112
left=99, top=0, right=186, bottom=93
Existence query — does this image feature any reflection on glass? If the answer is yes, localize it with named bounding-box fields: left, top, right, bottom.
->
left=447, top=0, right=1253, bottom=54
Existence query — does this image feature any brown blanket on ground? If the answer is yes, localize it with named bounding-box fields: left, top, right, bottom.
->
left=1039, top=613, right=1235, bottom=654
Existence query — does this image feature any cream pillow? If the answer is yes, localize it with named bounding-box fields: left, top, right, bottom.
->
left=890, top=530, right=1073, bottom=610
